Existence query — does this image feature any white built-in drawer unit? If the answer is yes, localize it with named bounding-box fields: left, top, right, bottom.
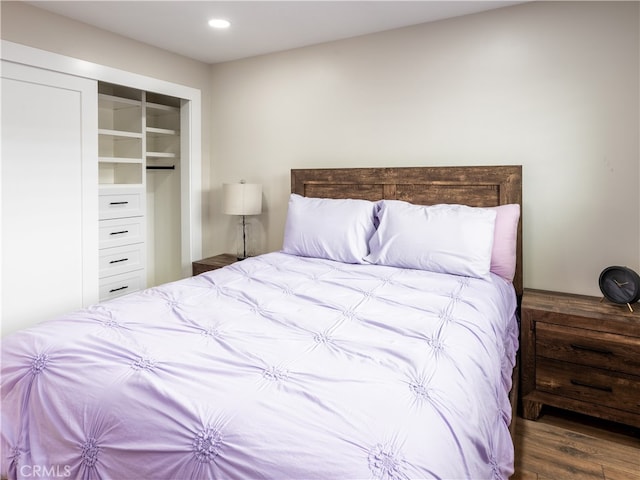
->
left=99, top=270, right=146, bottom=301
left=98, top=188, right=145, bottom=220
left=99, top=243, right=146, bottom=278
left=99, top=216, right=145, bottom=249
left=98, top=186, right=146, bottom=301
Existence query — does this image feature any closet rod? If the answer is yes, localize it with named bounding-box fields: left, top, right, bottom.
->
left=146, top=165, right=175, bottom=170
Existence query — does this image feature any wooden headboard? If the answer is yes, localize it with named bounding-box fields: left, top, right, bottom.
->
left=291, top=166, right=523, bottom=297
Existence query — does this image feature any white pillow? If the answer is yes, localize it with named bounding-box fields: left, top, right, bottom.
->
left=282, top=194, right=376, bottom=264
left=365, top=200, right=497, bottom=278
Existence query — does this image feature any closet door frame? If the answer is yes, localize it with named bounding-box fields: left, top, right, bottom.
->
left=1, top=40, right=203, bottom=278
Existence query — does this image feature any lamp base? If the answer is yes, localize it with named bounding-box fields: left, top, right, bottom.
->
left=234, top=216, right=256, bottom=259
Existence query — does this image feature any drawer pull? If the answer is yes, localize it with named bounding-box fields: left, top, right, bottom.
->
left=570, top=343, right=613, bottom=355
left=110, top=230, right=129, bottom=235
left=109, top=258, right=128, bottom=264
left=109, top=201, right=129, bottom=205
left=109, top=286, right=128, bottom=293
left=570, top=379, right=612, bottom=393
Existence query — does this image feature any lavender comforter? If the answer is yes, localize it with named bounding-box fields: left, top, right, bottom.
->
left=1, top=252, right=518, bottom=480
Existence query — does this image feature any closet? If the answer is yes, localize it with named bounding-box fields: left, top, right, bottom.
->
left=98, top=82, right=183, bottom=301
left=1, top=40, right=202, bottom=335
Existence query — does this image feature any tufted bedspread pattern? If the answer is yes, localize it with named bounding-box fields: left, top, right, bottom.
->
left=1, top=252, right=518, bottom=480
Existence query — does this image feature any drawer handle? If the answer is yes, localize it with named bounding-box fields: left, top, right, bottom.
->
left=109, top=286, right=128, bottom=293
left=570, top=343, right=613, bottom=355
left=109, top=201, right=129, bottom=205
left=570, top=379, right=612, bottom=393
left=110, top=230, right=129, bottom=235
left=109, top=258, right=128, bottom=264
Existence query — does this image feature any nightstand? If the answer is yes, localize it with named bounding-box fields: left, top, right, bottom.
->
left=521, top=289, right=640, bottom=428
left=192, top=253, right=239, bottom=276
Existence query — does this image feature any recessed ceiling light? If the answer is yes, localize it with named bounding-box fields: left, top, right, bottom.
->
left=208, top=18, right=231, bottom=29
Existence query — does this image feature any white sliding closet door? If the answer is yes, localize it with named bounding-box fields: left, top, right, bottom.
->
left=1, top=61, right=98, bottom=335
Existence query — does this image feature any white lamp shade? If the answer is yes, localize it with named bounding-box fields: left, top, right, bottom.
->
left=222, top=183, right=262, bottom=215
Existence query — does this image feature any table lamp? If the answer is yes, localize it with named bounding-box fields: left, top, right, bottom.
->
left=222, top=181, right=262, bottom=259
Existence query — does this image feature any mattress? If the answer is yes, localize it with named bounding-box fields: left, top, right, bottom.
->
left=1, top=252, right=519, bottom=480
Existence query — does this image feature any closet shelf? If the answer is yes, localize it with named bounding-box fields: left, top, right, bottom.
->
left=147, top=127, right=178, bottom=136
left=99, top=156, right=143, bottom=164
left=99, top=93, right=142, bottom=108
left=99, top=128, right=143, bottom=138
left=146, top=102, right=179, bottom=113
left=146, top=152, right=176, bottom=159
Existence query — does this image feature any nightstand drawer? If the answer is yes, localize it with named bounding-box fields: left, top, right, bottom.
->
left=536, top=357, right=640, bottom=414
left=537, top=322, right=640, bottom=376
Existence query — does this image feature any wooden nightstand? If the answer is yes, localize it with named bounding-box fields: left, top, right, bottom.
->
left=192, top=253, right=238, bottom=276
left=521, top=289, right=640, bottom=428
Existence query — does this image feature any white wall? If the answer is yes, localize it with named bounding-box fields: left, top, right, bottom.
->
left=1, top=1, right=638, bottom=298
left=210, top=1, right=639, bottom=297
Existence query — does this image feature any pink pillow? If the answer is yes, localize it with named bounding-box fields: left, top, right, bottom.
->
left=490, top=204, right=520, bottom=282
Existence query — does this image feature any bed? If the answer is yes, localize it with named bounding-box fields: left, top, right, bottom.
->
left=1, top=165, right=522, bottom=480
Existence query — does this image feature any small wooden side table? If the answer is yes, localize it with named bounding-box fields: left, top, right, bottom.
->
left=521, top=288, right=640, bottom=428
left=192, top=253, right=238, bottom=276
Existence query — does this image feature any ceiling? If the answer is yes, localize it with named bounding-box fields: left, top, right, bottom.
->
left=28, top=1, right=524, bottom=64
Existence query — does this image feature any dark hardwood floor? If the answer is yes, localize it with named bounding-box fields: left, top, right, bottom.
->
left=513, top=408, right=640, bottom=480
